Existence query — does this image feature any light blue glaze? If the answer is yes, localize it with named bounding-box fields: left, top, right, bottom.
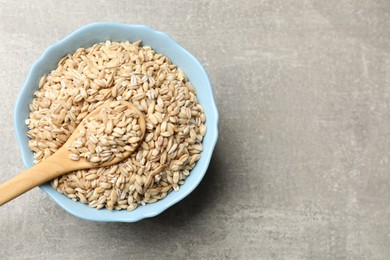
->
left=14, top=22, right=219, bottom=222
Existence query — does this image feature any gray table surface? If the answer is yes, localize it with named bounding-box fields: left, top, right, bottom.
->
left=1, top=0, right=390, bottom=259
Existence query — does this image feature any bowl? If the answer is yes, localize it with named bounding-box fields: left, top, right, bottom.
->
left=14, top=22, right=219, bottom=222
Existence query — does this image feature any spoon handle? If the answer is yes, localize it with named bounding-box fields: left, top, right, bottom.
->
left=0, top=156, right=67, bottom=206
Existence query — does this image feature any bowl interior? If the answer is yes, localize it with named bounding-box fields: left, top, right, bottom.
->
left=14, top=23, right=218, bottom=222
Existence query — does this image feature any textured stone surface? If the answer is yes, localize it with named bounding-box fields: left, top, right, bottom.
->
left=1, top=0, right=390, bottom=259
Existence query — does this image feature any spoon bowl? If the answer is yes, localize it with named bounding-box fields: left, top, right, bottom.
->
left=59, top=101, right=146, bottom=170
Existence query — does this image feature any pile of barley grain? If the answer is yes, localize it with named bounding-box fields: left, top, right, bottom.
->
left=27, top=40, right=206, bottom=210
left=68, top=102, right=144, bottom=165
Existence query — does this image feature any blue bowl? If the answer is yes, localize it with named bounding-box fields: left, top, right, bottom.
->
left=14, top=22, right=218, bottom=222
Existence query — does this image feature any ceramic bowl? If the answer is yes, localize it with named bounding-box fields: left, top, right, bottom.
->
left=14, top=22, right=218, bottom=222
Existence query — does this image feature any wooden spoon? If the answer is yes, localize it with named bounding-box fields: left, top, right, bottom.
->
left=0, top=101, right=146, bottom=206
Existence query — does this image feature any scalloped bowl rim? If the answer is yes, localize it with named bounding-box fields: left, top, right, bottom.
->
left=14, top=22, right=219, bottom=222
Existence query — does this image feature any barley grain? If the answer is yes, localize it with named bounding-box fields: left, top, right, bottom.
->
left=27, top=40, right=207, bottom=211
